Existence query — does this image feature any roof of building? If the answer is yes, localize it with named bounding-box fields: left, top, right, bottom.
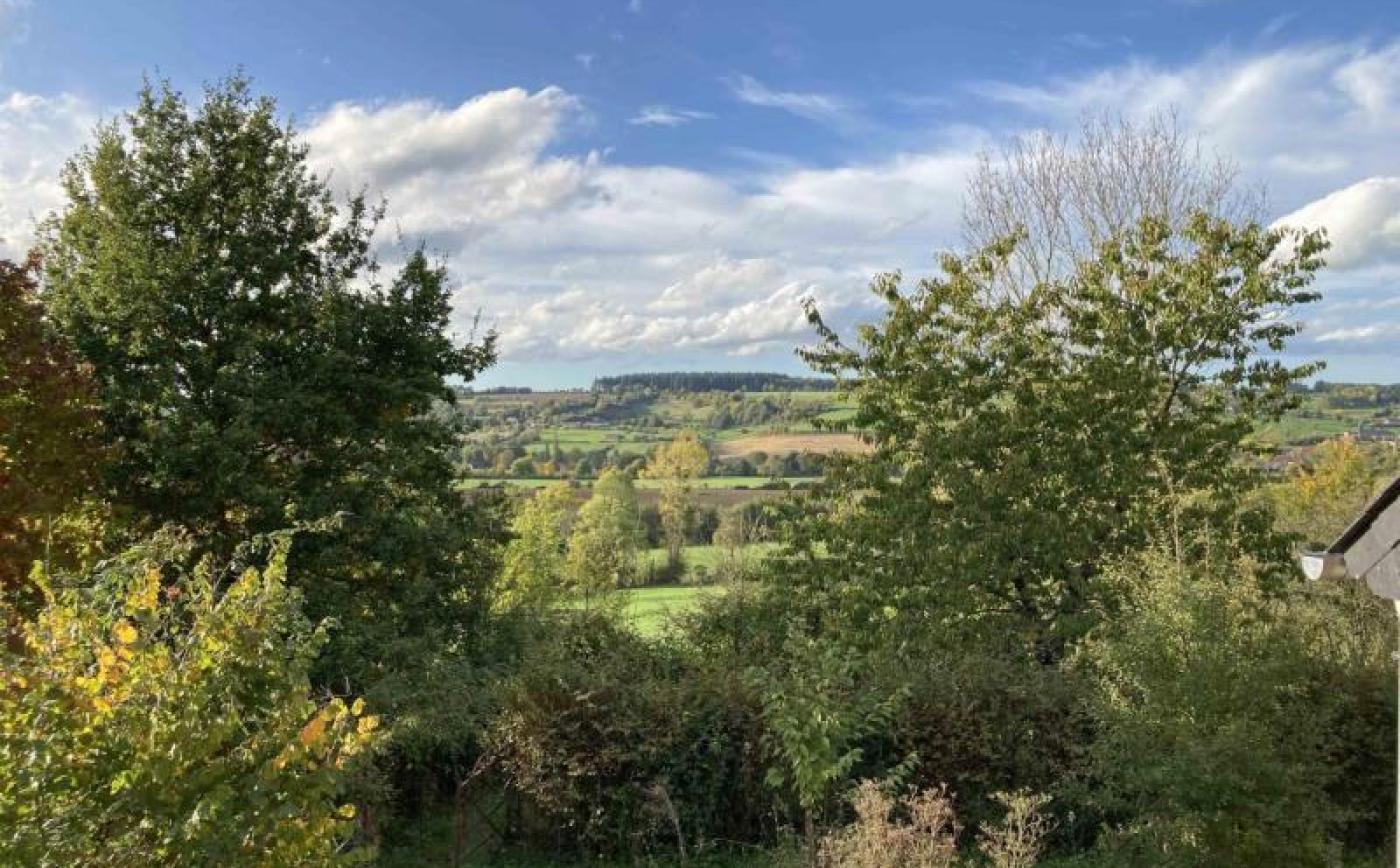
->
left=1330, top=474, right=1400, bottom=554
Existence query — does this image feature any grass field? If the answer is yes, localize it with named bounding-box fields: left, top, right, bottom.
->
left=638, top=543, right=781, bottom=571
left=617, top=584, right=725, bottom=634
left=1252, top=414, right=1360, bottom=446
left=524, top=425, right=668, bottom=455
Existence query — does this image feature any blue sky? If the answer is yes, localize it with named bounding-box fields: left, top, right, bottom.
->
left=1, top=0, right=1398, bottom=386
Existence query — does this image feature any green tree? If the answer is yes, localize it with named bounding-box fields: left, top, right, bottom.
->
left=37, top=76, right=498, bottom=689
left=752, top=633, right=906, bottom=848
left=592, top=468, right=643, bottom=538
left=498, top=484, right=574, bottom=611
left=567, top=473, right=643, bottom=596
left=0, top=530, right=381, bottom=866
left=796, top=215, right=1325, bottom=649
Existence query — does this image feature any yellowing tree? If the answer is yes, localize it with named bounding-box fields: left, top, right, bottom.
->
left=644, top=432, right=709, bottom=569
left=1270, top=436, right=1378, bottom=547
left=0, top=531, right=380, bottom=866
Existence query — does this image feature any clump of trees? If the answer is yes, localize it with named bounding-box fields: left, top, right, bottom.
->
left=2, top=75, right=503, bottom=863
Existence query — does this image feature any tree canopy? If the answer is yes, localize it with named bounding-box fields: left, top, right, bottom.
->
left=793, top=214, right=1326, bottom=650
left=38, top=75, right=500, bottom=689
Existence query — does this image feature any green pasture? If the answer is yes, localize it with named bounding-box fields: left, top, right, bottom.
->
left=1252, top=414, right=1358, bottom=446
left=616, top=584, right=725, bottom=635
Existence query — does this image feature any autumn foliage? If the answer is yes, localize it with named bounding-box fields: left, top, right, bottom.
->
left=0, top=532, right=380, bottom=866
left=0, top=254, right=105, bottom=599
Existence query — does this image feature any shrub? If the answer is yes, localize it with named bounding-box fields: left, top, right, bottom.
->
left=752, top=634, right=909, bottom=845
left=0, top=531, right=380, bottom=866
left=886, top=646, right=1088, bottom=837
left=485, top=612, right=769, bottom=858
left=817, top=781, right=959, bottom=868
left=816, top=781, right=1054, bottom=868
left=1074, top=549, right=1391, bottom=866
left=978, top=790, right=1054, bottom=868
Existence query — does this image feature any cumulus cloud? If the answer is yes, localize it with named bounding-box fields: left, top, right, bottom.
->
left=298, top=87, right=962, bottom=361
left=973, top=39, right=1400, bottom=353
left=297, top=40, right=1400, bottom=362
left=972, top=41, right=1400, bottom=210
left=1275, top=177, right=1400, bottom=270
left=305, top=88, right=600, bottom=244
left=0, top=91, right=97, bottom=256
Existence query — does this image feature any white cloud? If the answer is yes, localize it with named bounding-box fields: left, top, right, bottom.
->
left=300, top=39, right=1400, bottom=364
left=628, top=105, right=714, bottom=127
left=727, top=74, right=849, bottom=123
left=0, top=91, right=97, bottom=256
left=298, top=87, right=959, bottom=361
left=304, top=87, right=599, bottom=243
left=972, top=41, right=1400, bottom=210
left=973, top=39, right=1400, bottom=356
left=1275, top=177, right=1400, bottom=270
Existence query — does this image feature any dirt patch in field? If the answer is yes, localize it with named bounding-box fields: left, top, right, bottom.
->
left=715, top=433, right=870, bottom=457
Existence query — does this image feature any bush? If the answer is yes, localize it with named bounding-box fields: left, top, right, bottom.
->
left=817, top=781, right=959, bottom=868
left=1074, top=549, right=1393, bottom=866
left=885, top=646, right=1088, bottom=838
left=0, top=531, right=380, bottom=866
left=815, top=781, right=1054, bottom=868
left=485, top=611, right=770, bottom=858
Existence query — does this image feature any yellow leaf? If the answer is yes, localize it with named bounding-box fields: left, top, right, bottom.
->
left=113, top=620, right=138, bottom=645
left=350, top=697, right=365, bottom=716
left=126, top=568, right=161, bottom=613
left=357, top=715, right=380, bottom=735
left=299, top=715, right=327, bottom=747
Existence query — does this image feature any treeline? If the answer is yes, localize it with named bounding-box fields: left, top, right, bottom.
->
left=1308, top=381, right=1400, bottom=409
left=593, top=371, right=836, bottom=392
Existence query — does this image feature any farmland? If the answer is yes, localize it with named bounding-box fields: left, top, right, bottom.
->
left=454, top=384, right=860, bottom=486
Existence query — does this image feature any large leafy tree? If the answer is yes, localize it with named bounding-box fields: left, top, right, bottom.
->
left=794, top=215, right=1326, bottom=650
left=498, top=484, right=574, bottom=612
left=0, top=255, right=106, bottom=598
left=567, top=471, right=643, bottom=596
left=38, top=77, right=499, bottom=687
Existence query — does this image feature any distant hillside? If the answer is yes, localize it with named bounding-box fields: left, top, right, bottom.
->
left=592, top=371, right=836, bottom=393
